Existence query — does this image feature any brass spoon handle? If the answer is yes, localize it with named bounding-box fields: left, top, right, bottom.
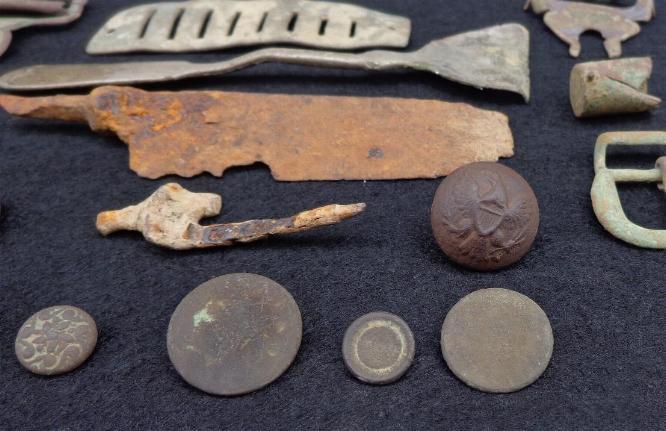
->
left=0, top=47, right=410, bottom=91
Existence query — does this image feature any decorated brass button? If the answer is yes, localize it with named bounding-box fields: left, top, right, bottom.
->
left=342, top=312, right=415, bottom=385
left=431, top=162, right=539, bottom=271
left=15, top=305, right=98, bottom=376
left=167, top=273, right=302, bottom=396
left=441, top=288, right=553, bottom=393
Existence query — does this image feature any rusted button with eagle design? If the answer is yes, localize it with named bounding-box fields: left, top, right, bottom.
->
left=431, top=162, right=539, bottom=271
left=342, top=312, right=415, bottom=385
left=167, top=273, right=302, bottom=396
left=441, top=288, right=553, bottom=393
left=15, top=305, right=98, bottom=376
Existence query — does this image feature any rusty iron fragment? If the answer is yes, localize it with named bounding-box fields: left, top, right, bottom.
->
left=96, top=183, right=366, bottom=250
left=87, top=0, right=411, bottom=54
left=525, top=0, right=655, bottom=58
left=0, top=0, right=87, bottom=58
left=0, top=86, right=515, bottom=181
left=571, top=57, right=661, bottom=118
left=591, top=132, right=666, bottom=249
left=0, top=23, right=531, bottom=101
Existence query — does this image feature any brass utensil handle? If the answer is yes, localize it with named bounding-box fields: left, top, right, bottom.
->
left=0, top=47, right=410, bottom=91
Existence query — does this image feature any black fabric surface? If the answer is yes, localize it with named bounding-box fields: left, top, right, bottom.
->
left=0, top=1, right=664, bottom=429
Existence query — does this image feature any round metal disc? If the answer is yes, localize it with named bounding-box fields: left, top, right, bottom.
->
left=15, top=305, right=98, bottom=376
left=167, top=273, right=302, bottom=396
left=441, top=288, right=553, bottom=393
left=431, top=162, right=540, bottom=271
left=342, top=312, right=415, bottom=385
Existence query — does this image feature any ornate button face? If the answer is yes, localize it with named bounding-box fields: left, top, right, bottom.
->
left=167, top=273, right=302, bottom=396
left=342, top=312, right=415, bottom=385
left=441, top=288, right=553, bottom=393
left=431, top=162, right=539, bottom=271
left=15, top=305, right=98, bottom=376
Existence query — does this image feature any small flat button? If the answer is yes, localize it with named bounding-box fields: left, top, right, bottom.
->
left=167, top=273, right=302, bottom=396
left=15, top=305, right=98, bottom=376
left=431, top=162, right=540, bottom=271
left=441, top=288, right=553, bottom=393
left=342, top=312, right=415, bottom=385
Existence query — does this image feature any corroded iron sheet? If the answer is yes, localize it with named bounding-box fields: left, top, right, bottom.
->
left=0, top=86, right=515, bottom=181
left=570, top=57, right=661, bottom=118
left=87, top=0, right=411, bottom=54
left=525, top=0, right=655, bottom=58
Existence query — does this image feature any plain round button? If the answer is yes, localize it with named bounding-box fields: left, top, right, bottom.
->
left=15, top=305, right=98, bottom=376
left=343, top=312, right=415, bottom=385
left=167, top=273, right=302, bottom=396
left=441, top=288, right=553, bottom=393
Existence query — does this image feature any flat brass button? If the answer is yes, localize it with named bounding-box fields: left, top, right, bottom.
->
left=167, top=273, right=302, bottom=396
left=441, top=288, right=553, bottom=393
left=342, top=312, right=415, bottom=385
left=431, top=162, right=539, bottom=271
left=15, top=305, right=98, bottom=376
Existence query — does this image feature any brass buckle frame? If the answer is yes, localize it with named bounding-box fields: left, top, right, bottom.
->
left=591, top=131, right=666, bottom=249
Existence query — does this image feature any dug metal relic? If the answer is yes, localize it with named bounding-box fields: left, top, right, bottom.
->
left=0, top=86, right=515, bottom=181
left=0, top=23, right=531, bottom=101
left=0, top=0, right=87, bottom=58
left=96, top=183, right=365, bottom=250
left=591, top=131, right=666, bottom=249
left=431, top=162, right=539, bottom=271
left=342, top=312, right=415, bottom=385
left=571, top=57, right=661, bottom=118
left=167, top=273, right=302, bottom=396
left=15, top=305, right=97, bottom=376
left=0, top=1, right=66, bottom=14
left=441, top=288, right=553, bottom=393
left=87, top=0, right=410, bottom=54
left=525, top=0, right=655, bottom=58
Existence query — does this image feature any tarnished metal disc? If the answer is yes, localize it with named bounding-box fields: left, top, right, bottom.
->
left=167, top=273, right=302, bottom=396
left=431, top=162, right=539, bottom=271
left=342, top=312, right=415, bottom=385
left=15, top=305, right=98, bottom=376
left=441, top=288, right=553, bottom=393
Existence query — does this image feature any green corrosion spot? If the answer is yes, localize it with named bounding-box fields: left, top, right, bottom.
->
left=193, top=308, right=214, bottom=327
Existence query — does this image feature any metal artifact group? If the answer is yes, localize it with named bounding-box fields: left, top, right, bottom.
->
left=1, top=0, right=663, bottom=400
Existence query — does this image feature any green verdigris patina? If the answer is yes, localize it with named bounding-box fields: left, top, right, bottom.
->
left=570, top=57, right=661, bottom=118
left=591, top=131, right=666, bottom=249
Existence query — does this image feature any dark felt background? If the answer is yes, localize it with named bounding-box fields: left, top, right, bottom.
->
left=0, top=0, right=664, bottom=429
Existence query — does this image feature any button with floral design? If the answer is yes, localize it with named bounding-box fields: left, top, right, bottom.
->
left=15, top=305, right=98, bottom=376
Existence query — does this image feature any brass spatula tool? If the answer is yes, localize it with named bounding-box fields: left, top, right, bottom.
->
left=0, top=23, right=530, bottom=101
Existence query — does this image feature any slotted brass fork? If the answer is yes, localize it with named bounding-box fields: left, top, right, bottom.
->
left=591, top=131, right=666, bottom=249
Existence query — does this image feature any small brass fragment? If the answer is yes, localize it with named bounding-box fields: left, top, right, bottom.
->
left=525, top=0, right=655, bottom=58
left=0, top=0, right=87, bottom=58
left=570, top=57, right=661, bottom=118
